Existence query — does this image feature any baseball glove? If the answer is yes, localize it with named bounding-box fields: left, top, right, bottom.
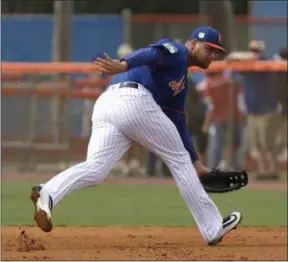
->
left=200, top=168, right=248, bottom=193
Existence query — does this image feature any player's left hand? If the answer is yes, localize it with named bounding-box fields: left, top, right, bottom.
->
left=199, top=168, right=249, bottom=193
left=94, top=53, right=128, bottom=75
left=194, top=160, right=211, bottom=175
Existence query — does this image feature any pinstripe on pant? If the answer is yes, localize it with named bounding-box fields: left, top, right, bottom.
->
left=43, top=83, right=223, bottom=243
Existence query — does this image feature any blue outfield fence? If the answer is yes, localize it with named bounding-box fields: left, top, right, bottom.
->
left=2, top=15, right=124, bottom=62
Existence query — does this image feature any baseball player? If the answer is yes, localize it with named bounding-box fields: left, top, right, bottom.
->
left=30, top=27, right=244, bottom=246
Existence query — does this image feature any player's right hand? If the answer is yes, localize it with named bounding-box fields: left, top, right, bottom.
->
left=94, top=53, right=128, bottom=75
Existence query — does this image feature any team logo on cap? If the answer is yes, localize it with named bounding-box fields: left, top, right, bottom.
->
left=198, top=32, right=205, bottom=39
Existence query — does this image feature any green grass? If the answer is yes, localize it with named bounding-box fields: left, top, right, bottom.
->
left=2, top=180, right=287, bottom=227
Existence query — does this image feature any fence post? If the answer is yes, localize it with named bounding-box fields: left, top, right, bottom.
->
left=52, top=1, right=73, bottom=145
left=26, top=80, right=38, bottom=172
left=154, top=22, right=164, bottom=43
left=247, top=0, right=254, bottom=42
left=205, top=0, right=237, bottom=52
left=121, top=8, right=132, bottom=44
left=198, top=1, right=208, bottom=26
left=52, top=1, right=73, bottom=62
left=226, top=75, right=236, bottom=168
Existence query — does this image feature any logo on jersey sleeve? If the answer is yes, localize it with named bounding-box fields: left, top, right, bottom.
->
left=169, top=75, right=185, bottom=96
left=162, top=42, right=178, bottom=54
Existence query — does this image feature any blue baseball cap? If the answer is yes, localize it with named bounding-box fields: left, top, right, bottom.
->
left=190, top=26, right=226, bottom=52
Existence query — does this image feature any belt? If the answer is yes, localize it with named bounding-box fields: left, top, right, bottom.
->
left=119, top=82, right=139, bottom=89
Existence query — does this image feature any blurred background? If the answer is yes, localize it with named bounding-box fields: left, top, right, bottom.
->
left=2, top=0, right=287, bottom=181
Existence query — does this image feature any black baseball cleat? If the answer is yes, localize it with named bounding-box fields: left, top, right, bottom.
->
left=208, top=211, right=242, bottom=246
left=30, top=185, right=53, bottom=233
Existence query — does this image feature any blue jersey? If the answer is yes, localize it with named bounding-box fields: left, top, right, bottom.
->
left=109, top=39, right=199, bottom=162
left=109, top=39, right=189, bottom=111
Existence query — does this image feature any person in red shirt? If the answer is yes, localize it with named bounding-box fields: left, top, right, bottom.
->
left=202, top=70, right=245, bottom=169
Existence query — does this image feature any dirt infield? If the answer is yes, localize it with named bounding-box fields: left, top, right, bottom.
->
left=2, top=172, right=287, bottom=260
left=2, top=226, right=287, bottom=260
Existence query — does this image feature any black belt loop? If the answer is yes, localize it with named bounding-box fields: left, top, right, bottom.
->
left=119, top=82, right=139, bottom=89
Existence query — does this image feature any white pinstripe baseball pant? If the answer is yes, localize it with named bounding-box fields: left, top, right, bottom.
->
left=43, top=83, right=223, bottom=243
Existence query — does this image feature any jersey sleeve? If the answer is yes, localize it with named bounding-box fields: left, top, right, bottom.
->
left=150, top=40, right=182, bottom=67
left=122, top=40, right=181, bottom=70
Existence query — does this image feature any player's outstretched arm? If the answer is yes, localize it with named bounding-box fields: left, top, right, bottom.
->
left=94, top=48, right=160, bottom=75
left=95, top=41, right=180, bottom=75
left=120, top=46, right=170, bottom=70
